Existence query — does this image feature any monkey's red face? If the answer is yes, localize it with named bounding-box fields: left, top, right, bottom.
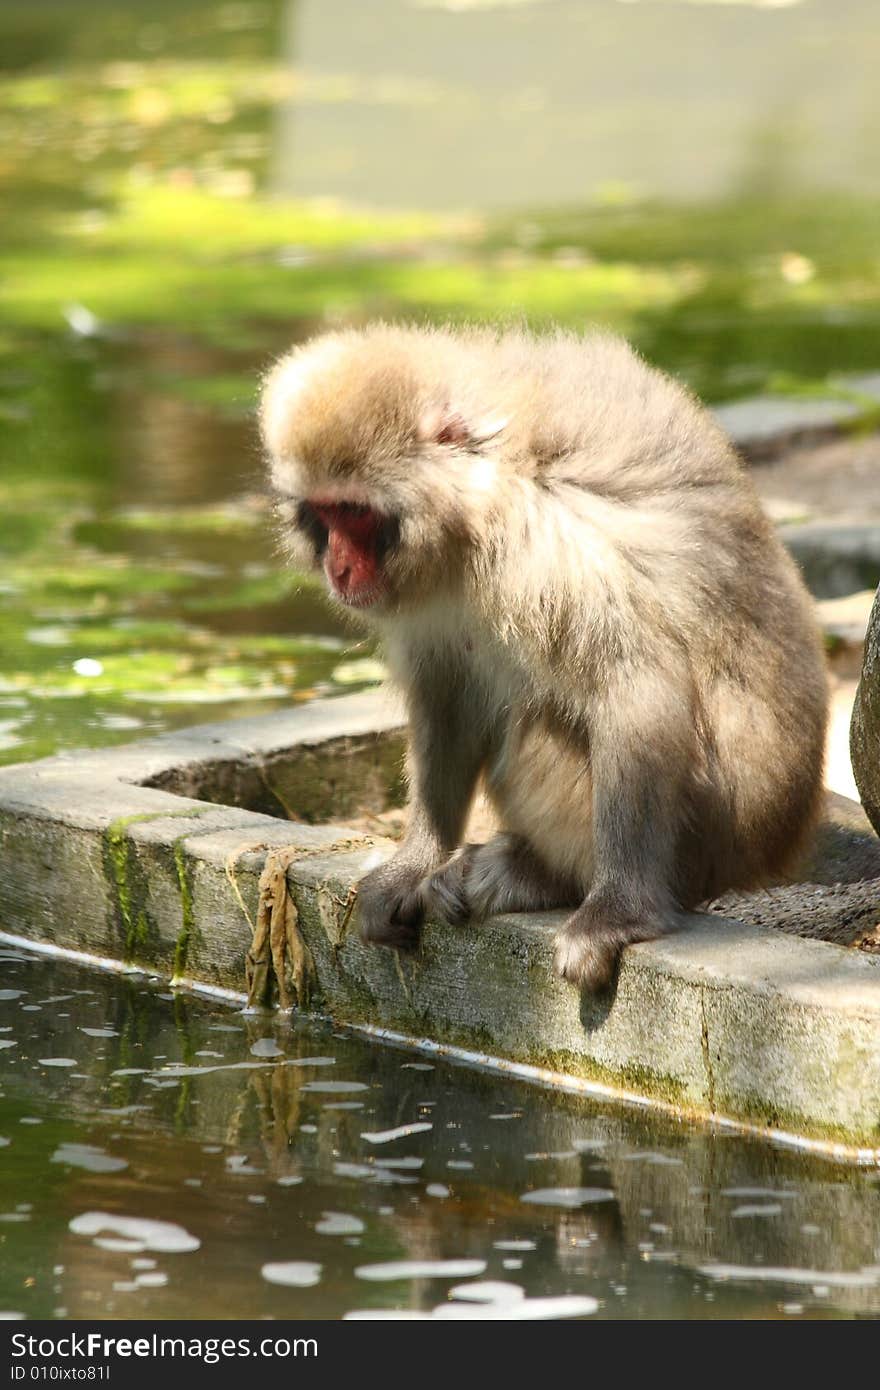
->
left=298, top=499, right=401, bottom=609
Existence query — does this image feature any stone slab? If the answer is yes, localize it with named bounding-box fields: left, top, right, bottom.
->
left=2, top=691, right=880, bottom=1158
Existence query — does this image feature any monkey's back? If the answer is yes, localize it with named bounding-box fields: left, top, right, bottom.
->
left=437, top=327, right=830, bottom=899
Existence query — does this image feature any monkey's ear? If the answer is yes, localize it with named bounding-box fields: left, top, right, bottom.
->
left=419, top=405, right=508, bottom=450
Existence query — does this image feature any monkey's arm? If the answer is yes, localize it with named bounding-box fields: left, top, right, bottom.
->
left=555, top=662, right=695, bottom=991
left=358, top=661, right=488, bottom=947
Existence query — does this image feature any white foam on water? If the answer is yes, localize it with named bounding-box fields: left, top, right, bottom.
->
left=301, top=1080, right=367, bottom=1094
left=731, top=1204, right=784, bottom=1219
left=315, top=1212, right=365, bottom=1236
left=226, top=1155, right=263, bottom=1175
left=361, top=1123, right=433, bottom=1144
left=698, top=1263, right=880, bottom=1288
left=721, top=1188, right=798, bottom=1199
left=261, top=1262, right=322, bottom=1288
left=521, top=1188, right=615, bottom=1208
left=69, top=1212, right=200, bottom=1254
left=619, top=1152, right=683, bottom=1166
left=355, top=1260, right=486, bottom=1282
left=448, top=1281, right=524, bottom=1304
left=52, top=1144, right=128, bottom=1174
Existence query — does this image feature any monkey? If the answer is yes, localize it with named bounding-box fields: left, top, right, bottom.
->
left=260, top=323, right=829, bottom=992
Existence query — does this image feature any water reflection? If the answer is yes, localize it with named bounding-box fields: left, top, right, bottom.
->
left=1, top=946, right=878, bottom=1319
left=0, top=330, right=375, bottom=767
left=2, top=0, right=880, bottom=765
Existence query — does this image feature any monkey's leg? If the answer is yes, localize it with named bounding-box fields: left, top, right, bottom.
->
left=554, top=669, right=692, bottom=992
left=427, top=834, right=579, bottom=925
left=357, top=659, right=488, bottom=949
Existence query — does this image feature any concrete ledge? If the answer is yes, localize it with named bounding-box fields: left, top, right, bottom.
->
left=714, top=375, right=880, bottom=460
left=2, top=691, right=880, bottom=1159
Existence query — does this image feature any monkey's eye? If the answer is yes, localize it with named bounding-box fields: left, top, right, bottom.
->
left=294, top=499, right=329, bottom=554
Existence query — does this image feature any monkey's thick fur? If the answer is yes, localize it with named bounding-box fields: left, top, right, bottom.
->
left=261, top=324, right=829, bottom=991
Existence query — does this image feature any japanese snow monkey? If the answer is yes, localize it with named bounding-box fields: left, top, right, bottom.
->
left=260, top=324, right=828, bottom=991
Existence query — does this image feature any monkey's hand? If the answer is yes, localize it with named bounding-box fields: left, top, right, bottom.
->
left=357, top=856, right=429, bottom=950
left=554, top=895, right=676, bottom=993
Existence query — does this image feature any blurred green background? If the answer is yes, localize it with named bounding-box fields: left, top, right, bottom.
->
left=2, top=0, right=879, bottom=766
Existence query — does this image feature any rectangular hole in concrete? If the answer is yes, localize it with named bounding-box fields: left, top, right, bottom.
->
left=139, top=731, right=409, bottom=830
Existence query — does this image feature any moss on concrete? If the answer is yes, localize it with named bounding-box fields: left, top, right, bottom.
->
left=103, top=807, right=202, bottom=962
left=172, top=837, right=195, bottom=980
left=712, top=1084, right=880, bottom=1150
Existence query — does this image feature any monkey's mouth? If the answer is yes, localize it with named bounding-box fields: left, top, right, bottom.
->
left=303, top=500, right=399, bottom=608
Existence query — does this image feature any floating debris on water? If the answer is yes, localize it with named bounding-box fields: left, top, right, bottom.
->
left=261, top=1262, right=322, bottom=1288
left=51, top=1143, right=128, bottom=1173
left=69, top=1212, right=200, bottom=1254
left=521, top=1188, right=615, bottom=1208
left=361, top=1122, right=433, bottom=1144
left=315, top=1212, right=365, bottom=1236
left=355, top=1260, right=487, bottom=1282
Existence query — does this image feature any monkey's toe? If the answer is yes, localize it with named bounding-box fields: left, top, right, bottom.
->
left=357, top=868, right=426, bottom=950
left=360, top=895, right=424, bottom=948
left=553, top=922, right=620, bottom=993
left=360, top=913, right=422, bottom=950
left=554, top=901, right=677, bottom=991
left=425, top=852, right=474, bottom=926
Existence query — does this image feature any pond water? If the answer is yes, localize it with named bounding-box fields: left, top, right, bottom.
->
left=1, top=943, right=880, bottom=1321
left=2, top=0, right=879, bottom=766
left=2, top=1, right=880, bottom=1322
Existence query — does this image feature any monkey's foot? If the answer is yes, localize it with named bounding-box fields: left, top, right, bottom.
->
left=246, top=848, right=317, bottom=1011
left=428, top=835, right=577, bottom=925
left=356, top=858, right=427, bottom=949
left=425, top=848, right=474, bottom=925
left=554, top=901, right=674, bottom=993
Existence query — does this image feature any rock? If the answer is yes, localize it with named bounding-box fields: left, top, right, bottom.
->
left=851, top=585, right=880, bottom=836
left=818, top=590, right=876, bottom=651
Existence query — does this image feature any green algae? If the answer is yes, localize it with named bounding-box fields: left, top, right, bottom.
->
left=103, top=807, right=202, bottom=962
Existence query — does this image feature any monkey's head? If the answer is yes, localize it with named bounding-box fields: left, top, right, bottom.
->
left=260, top=327, right=508, bottom=615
